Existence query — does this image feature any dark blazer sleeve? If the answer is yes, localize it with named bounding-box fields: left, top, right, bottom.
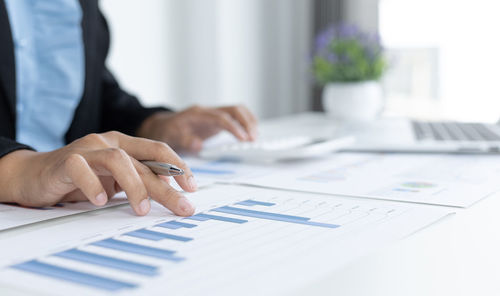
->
left=99, top=68, right=169, bottom=136
left=0, top=137, right=34, bottom=158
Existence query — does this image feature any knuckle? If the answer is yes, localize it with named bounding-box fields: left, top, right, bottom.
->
left=152, top=141, right=170, bottom=152
left=84, top=133, right=100, bottom=142
left=64, top=153, right=84, bottom=169
left=82, top=133, right=105, bottom=145
left=105, top=148, right=128, bottom=161
left=103, top=130, right=123, bottom=139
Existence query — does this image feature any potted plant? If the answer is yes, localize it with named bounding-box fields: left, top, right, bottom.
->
left=312, top=24, right=387, bottom=121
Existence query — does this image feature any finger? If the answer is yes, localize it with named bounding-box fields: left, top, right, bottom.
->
left=102, top=131, right=197, bottom=192
left=245, top=106, right=258, bottom=125
left=133, top=159, right=195, bottom=216
left=85, top=148, right=150, bottom=216
left=60, top=177, right=120, bottom=203
left=99, top=176, right=122, bottom=198
left=63, top=154, right=108, bottom=206
left=220, top=105, right=258, bottom=127
left=159, top=175, right=170, bottom=184
left=239, top=106, right=258, bottom=139
left=198, top=109, right=249, bottom=141
left=220, top=106, right=258, bottom=141
left=179, top=132, right=203, bottom=153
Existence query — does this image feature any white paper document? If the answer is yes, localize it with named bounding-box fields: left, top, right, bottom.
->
left=194, top=153, right=500, bottom=208
left=0, top=184, right=450, bottom=296
left=0, top=197, right=128, bottom=231
left=183, top=156, right=272, bottom=184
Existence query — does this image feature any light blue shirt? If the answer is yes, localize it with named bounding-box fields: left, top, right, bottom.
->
left=5, top=0, right=85, bottom=152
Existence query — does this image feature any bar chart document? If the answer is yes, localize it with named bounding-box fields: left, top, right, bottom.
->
left=0, top=185, right=450, bottom=296
left=0, top=197, right=128, bottom=231
left=240, top=153, right=500, bottom=207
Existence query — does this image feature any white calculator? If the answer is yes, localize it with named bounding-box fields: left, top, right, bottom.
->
left=199, top=136, right=355, bottom=161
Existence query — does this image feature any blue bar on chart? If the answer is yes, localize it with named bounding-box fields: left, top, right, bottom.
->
left=11, top=260, right=137, bottom=291
left=54, top=249, right=158, bottom=276
left=185, top=213, right=248, bottom=224
left=211, top=206, right=340, bottom=229
left=216, top=206, right=310, bottom=221
left=155, top=221, right=182, bottom=230
left=157, top=221, right=197, bottom=229
left=236, top=199, right=276, bottom=207
left=183, top=214, right=211, bottom=222
left=190, top=168, right=235, bottom=175
left=124, top=229, right=193, bottom=242
left=91, top=238, right=184, bottom=262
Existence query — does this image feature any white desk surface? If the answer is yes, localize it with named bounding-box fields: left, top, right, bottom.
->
left=274, top=113, right=500, bottom=296
left=293, top=192, right=500, bottom=296
left=2, top=112, right=500, bottom=296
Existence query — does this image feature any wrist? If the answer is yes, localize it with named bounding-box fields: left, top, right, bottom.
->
left=0, top=149, right=39, bottom=203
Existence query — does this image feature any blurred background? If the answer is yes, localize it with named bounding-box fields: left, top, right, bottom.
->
left=100, top=0, right=500, bottom=122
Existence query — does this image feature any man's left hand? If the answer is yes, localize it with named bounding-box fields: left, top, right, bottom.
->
left=137, top=105, right=258, bottom=153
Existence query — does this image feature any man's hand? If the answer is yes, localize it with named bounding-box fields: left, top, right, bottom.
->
left=0, top=132, right=197, bottom=216
left=137, top=105, right=258, bottom=153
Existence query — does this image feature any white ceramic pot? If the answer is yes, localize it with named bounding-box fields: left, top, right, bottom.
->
left=322, top=81, right=384, bottom=122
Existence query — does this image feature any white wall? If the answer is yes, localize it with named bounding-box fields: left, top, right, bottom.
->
left=343, top=0, right=379, bottom=33
left=100, top=0, right=312, bottom=118
left=379, top=0, right=500, bottom=122
left=99, top=0, right=170, bottom=107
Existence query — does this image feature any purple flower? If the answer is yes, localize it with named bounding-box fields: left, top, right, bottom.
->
left=337, top=23, right=359, bottom=38
left=314, top=25, right=335, bottom=52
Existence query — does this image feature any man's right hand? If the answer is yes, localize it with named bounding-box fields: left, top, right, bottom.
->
left=0, top=131, right=197, bottom=216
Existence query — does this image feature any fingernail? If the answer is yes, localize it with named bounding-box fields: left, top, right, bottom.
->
left=95, top=192, right=107, bottom=205
left=188, top=176, right=198, bottom=191
left=139, top=199, right=151, bottom=215
left=178, top=197, right=195, bottom=214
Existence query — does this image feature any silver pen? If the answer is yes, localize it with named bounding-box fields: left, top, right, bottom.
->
left=141, top=161, right=185, bottom=176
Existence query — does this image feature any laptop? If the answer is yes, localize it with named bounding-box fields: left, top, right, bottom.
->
left=339, top=118, right=500, bottom=153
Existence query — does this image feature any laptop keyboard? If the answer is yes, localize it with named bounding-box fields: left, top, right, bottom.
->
left=412, top=121, right=500, bottom=141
